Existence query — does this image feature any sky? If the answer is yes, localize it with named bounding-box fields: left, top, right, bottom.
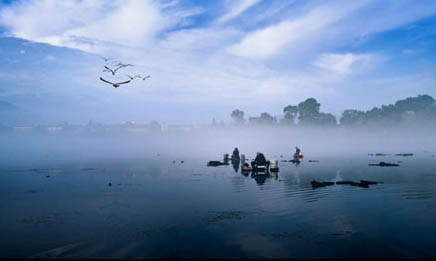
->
left=0, top=0, right=435, bottom=125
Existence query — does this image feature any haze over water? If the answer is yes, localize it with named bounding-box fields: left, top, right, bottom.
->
left=1, top=129, right=436, bottom=258
left=1, top=0, right=436, bottom=258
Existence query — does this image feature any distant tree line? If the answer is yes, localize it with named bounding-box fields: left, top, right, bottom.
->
left=230, top=94, right=436, bottom=128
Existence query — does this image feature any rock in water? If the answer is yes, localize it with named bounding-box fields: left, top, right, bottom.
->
left=311, top=181, right=334, bottom=188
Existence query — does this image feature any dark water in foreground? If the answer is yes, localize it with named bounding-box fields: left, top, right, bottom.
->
left=1, top=153, right=436, bottom=258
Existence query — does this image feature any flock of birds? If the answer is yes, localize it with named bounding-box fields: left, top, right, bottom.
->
left=99, top=56, right=151, bottom=88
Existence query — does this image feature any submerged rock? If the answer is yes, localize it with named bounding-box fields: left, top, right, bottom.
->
left=207, top=161, right=226, bottom=167
left=335, top=180, right=383, bottom=188
left=369, top=153, right=390, bottom=156
left=395, top=153, right=413, bottom=157
left=350, top=181, right=369, bottom=188
left=368, top=161, right=400, bottom=167
left=336, top=181, right=353, bottom=185
left=311, top=181, right=334, bottom=188
left=360, top=180, right=382, bottom=185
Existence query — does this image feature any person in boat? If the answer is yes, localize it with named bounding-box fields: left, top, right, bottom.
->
left=232, top=147, right=240, bottom=160
left=251, top=152, right=270, bottom=170
left=294, top=146, right=302, bottom=159
left=223, top=153, right=230, bottom=165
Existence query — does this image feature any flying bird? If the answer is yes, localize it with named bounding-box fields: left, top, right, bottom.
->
left=103, top=65, right=116, bottom=75
left=114, top=62, right=134, bottom=68
left=139, top=75, right=151, bottom=80
left=103, top=63, right=134, bottom=76
left=127, top=74, right=141, bottom=80
left=103, top=65, right=125, bottom=76
left=127, top=74, right=151, bottom=80
left=99, top=77, right=131, bottom=88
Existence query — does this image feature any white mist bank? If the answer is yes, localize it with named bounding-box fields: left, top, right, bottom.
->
left=1, top=126, right=435, bottom=168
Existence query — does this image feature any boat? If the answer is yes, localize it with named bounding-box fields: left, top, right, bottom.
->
left=293, top=153, right=304, bottom=159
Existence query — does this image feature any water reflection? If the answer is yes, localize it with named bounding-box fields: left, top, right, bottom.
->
left=251, top=172, right=269, bottom=185
left=3, top=155, right=436, bottom=258
left=231, top=159, right=239, bottom=172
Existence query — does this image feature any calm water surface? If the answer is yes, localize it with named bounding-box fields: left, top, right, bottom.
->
left=1, top=153, right=436, bottom=258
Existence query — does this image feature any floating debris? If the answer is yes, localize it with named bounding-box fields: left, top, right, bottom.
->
left=241, top=163, right=252, bottom=172
left=270, top=160, right=279, bottom=172
left=368, top=161, right=400, bottom=167
left=395, top=153, right=413, bottom=157
left=336, top=180, right=382, bottom=188
left=308, top=160, right=320, bottom=163
left=207, top=161, right=226, bottom=167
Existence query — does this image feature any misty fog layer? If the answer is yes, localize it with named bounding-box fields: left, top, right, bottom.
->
left=1, top=126, right=435, bottom=169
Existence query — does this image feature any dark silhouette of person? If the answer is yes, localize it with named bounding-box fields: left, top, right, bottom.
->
left=232, top=148, right=240, bottom=160
left=251, top=152, right=270, bottom=170
left=295, top=146, right=301, bottom=157
left=223, top=153, right=230, bottom=165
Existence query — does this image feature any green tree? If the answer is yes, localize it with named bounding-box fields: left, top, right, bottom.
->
left=231, top=109, right=245, bottom=125
left=318, top=113, right=337, bottom=126
left=340, top=109, right=365, bottom=126
left=249, top=112, right=277, bottom=125
left=298, top=98, right=320, bottom=126
left=281, top=105, right=298, bottom=125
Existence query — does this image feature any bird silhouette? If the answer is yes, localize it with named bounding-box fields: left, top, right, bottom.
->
left=139, top=75, right=151, bottom=80
left=127, top=74, right=151, bottom=80
left=114, top=62, right=133, bottom=68
left=103, top=64, right=133, bottom=76
left=100, top=77, right=131, bottom=88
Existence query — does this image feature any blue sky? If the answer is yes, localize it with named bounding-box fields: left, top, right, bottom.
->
left=0, top=0, right=435, bottom=124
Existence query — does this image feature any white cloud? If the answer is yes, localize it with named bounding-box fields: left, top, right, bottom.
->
left=160, top=28, right=241, bottom=51
left=226, top=1, right=368, bottom=60
left=313, top=53, right=373, bottom=74
left=0, top=0, right=199, bottom=53
left=216, top=0, right=261, bottom=25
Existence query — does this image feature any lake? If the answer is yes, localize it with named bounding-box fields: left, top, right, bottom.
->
left=1, top=151, right=436, bottom=258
